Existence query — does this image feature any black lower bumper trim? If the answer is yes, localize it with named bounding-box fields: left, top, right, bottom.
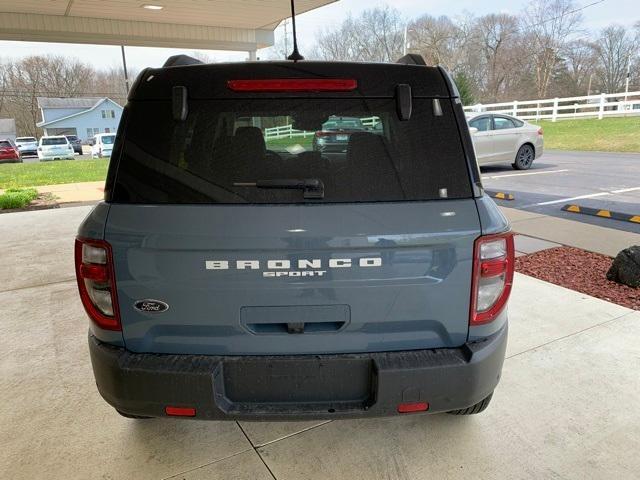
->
left=89, top=325, right=507, bottom=420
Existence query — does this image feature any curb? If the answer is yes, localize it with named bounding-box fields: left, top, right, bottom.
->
left=485, top=190, right=515, bottom=201
left=561, top=204, right=640, bottom=224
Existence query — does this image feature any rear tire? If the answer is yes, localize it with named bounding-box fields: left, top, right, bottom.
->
left=447, top=393, right=493, bottom=415
left=116, top=409, right=152, bottom=419
left=512, top=144, right=534, bottom=170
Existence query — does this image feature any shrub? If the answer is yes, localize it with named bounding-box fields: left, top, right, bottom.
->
left=0, top=188, right=38, bottom=209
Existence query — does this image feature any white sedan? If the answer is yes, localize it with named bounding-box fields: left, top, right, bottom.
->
left=467, top=113, right=544, bottom=170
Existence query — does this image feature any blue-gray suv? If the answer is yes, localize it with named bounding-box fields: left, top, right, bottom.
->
left=75, top=54, right=513, bottom=420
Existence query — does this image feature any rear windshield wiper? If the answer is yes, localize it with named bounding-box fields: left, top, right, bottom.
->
left=233, top=179, right=324, bottom=199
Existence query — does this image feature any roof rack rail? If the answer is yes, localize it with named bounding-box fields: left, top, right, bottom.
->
left=163, top=55, right=204, bottom=67
left=396, top=54, right=427, bottom=66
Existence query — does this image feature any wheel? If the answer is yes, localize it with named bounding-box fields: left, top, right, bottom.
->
left=116, top=409, right=152, bottom=419
left=447, top=393, right=493, bottom=415
left=512, top=144, right=534, bottom=170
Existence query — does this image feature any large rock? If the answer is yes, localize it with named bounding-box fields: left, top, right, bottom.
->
left=607, top=246, right=640, bottom=288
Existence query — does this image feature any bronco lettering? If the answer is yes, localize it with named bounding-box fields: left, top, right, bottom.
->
left=205, top=257, right=382, bottom=271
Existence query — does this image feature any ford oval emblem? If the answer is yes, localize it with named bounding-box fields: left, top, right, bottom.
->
left=134, top=299, right=169, bottom=313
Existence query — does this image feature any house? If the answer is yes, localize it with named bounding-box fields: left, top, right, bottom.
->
left=0, top=118, right=17, bottom=142
left=36, top=97, right=123, bottom=142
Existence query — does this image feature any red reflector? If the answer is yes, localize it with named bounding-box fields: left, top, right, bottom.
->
left=79, top=263, right=109, bottom=282
left=165, top=406, right=196, bottom=417
left=397, top=402, right=429, bottom=413
left=227, top=79, right=357, bottom=92
left=537, top=128, right=544, bottom=135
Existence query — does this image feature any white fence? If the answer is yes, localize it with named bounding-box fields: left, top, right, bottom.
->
left=464, top=91, right=640, bottom=122
left=264, top=116, right=380, bottom=140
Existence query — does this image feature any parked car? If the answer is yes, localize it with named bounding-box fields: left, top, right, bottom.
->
left=65, top=135, right=83, bottom=155
left=312, top=116, right=367, bottom=153
left=15, top=136, right=38, bottom=156
left=0, top=138, right=21, bottom=163
left=90, top=133, right=116, bottom=158
left=76, top=54, right=513, bottom=421
left=37, top=135, right=75, bottom=161
left=467, top=113, right=543, bottom=170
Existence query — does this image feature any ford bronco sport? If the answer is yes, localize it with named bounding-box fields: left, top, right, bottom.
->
left=76, top=54, right=513, bottom=420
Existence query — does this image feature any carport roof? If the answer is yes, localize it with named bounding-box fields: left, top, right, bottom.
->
left=0, top=0, right=337, bottom=51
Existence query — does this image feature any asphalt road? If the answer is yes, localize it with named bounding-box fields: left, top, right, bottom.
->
left=481, top=150, right=640, bottom=234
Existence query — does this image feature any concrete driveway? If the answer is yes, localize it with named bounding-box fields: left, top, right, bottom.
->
left=1, top=206, right=639, bottom=480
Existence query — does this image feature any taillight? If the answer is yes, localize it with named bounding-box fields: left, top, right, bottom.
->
left=74, top=238, right=121, bottom=331
left=314, top=131, right=332, bottom=137
left=470, top=232, right=515, bottom=325
left=227, top=79, right=357, bottom=92
left=537, top=128, right=543, bottom=136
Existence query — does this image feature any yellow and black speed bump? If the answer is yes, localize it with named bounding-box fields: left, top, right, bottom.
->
left=485, top=190, right=515, bottom=201
left=562, top=204, right=640, bottom=224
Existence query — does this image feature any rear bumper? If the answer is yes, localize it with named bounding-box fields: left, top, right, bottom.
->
left=89, top=324, right=507, bottom=420
left=38, top=154, right=74, bottom=160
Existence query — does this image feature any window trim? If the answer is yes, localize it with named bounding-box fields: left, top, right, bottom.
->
left=469, top=115, right=492, bottom=132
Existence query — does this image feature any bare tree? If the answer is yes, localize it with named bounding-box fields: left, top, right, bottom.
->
left=0, top=61, right=8, bottom=114
left=556, top=39, right=599, bottom=95
left=521, top=0, right=584, bottom=98
left=0, top=55, right=119, bottom=136
left=313, top=6, right=404, bottom=62
left=472, top=13, right=521, bottom=102
left=594, top=25, right=638, bottom=93
left=409, top=15, right=463, bottom=69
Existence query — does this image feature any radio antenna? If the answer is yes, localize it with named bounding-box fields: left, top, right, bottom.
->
left=286, top=0, right=304, bottom=61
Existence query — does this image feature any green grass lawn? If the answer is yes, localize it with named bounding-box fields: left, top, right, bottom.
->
left=266, top=136, right=314, bottom=150
left=0, top=159, right=109, bottom=189
left=539, top=116, right=640, bottom=153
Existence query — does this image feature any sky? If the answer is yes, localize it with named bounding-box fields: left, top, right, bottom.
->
left=0, top=0, right=637, bottom=71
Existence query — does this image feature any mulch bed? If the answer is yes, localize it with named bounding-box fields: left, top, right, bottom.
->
left=515, top=246, right=640, bottom=310
left=0, top=194, right=59, bottom=214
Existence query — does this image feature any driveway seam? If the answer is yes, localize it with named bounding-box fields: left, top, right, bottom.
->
left=160, top=447, right=256, bottom=480
left=251, top=420, right=334, bottom=448
left=0, top=277, right=76, bottom=294
left=236, top=422, right=278, bottom=480
left=506, top=310, right=636, bottom=360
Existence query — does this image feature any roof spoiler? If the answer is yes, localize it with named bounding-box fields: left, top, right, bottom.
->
left=163, top=55, right=204, bottom=67
left=396, top=54, right=427, bottom=66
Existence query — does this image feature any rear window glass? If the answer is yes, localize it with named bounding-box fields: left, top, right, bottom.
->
left=493, top=117, right=516, bottom=130
left=111, top=98, right=471, bottom=204
left=42, top=138, right=67, bottom=146
left=16, top=137, right=36, bottom=142
left=0, top=141, right=12, bottom=148
left=102, top=135, right=116, bottom=145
